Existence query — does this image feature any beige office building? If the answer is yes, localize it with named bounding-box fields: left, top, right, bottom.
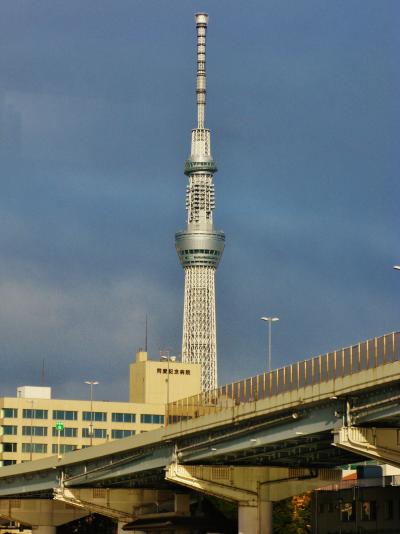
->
left=0, top=351, right=201, bottom=467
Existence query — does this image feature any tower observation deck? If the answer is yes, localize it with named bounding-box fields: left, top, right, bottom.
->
left=175, top=13, right=225, bottom=392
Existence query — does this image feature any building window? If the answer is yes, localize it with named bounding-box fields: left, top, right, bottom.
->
left=361, top=501, right=377, bottom=521
left=22, top=409, right=48, bottom=420
left=2, top=425, right=17, bottom=435
left=140, top=414, right=164, bottom=425
left=3, top=442, right=17, bottom=452
left=22, top=426, right=48, bottom=437
left=111, top=413, right=136, bottom=423
left=51, top=444, right=77, bottom=454
left=111, top=429, right=134, bottom=439
left=52, top=427, right=77, bottom=438
left=2, top=460, right=16, bottom=466
left=52, top=410, right=78, bottom=421
left=82, top=428, right=107, bottom=439
left=82, top=411, right=107, bottom=422
left=22, top=443, right=47, bottom=454
left=340, top=501, right=355, bottom=522
left=383, top=500, right=393, bottom=520
left=3, top=408, right=18, bottom=418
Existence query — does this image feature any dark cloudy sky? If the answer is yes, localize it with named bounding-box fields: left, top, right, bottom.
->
left=1, top=1, right=399, bottom=401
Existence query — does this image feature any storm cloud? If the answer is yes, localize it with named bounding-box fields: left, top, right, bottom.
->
left=0, top=0, right=399, bottom=400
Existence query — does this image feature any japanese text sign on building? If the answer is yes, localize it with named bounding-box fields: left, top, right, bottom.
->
left=156, top=368, right=191, bottom=375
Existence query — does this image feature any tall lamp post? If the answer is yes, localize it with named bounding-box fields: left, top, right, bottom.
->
left=160, top=354, right=176, bottom=426
left=260, top=317, right=280, bottom=372
left=84, top=380, right=99, bottom=446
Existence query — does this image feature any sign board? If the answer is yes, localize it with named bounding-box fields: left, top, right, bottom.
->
left=55, top=422, right=64, bottom=431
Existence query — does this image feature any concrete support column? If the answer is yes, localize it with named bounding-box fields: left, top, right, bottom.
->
left=259, top=501, right=273, bottom=534
left=36, top=527, right=56, bottom=534
left=238, top=501, right=273, bottom=534
left=238, top=504, right=258, bottom=534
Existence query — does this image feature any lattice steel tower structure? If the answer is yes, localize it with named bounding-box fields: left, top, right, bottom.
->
left=175, top=13, right=225, bottom=392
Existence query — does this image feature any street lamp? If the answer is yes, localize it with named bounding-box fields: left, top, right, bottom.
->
left=260, top=316, right=280, bottom=372
left=160, top=354, right=176, bottom=425
left=84, top=380, right=99, bottom=446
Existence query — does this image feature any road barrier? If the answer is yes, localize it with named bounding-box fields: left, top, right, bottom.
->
left=167, top=332, right=399, bottom=424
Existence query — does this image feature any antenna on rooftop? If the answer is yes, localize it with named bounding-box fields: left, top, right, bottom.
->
left=40, top=359, right=45, bottom=386
left=145, top=314, right=148, bottom=352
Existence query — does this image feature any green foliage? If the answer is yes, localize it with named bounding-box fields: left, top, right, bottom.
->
left=273, top=498, right=298, bottom=533
left=273, top=493, right=311, bottom=534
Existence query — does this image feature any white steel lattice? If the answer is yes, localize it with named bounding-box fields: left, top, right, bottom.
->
left=182, top=266, right=217, bottom=391
left=186, top=173, right=214, bottom=227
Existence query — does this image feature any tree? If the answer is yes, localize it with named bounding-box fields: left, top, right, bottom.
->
left=273, top=493, right=311, bottom=534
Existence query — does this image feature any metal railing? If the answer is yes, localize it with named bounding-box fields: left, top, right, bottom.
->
left=167, top=332, right=399, bottom=424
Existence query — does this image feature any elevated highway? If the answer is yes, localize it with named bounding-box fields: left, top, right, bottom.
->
left=0, top=332, right=399, bottom=533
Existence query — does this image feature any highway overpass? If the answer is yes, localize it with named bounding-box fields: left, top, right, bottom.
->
left=0, top=331, right=399, bottom=533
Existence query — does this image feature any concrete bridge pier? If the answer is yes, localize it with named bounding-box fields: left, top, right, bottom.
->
left=166, top=463, right=341, bottom=534
left=0, top=499, right=88, bottom=532
left=259, top=500, right=273, bottom=534
left=238, top=501, right=272, bottom=534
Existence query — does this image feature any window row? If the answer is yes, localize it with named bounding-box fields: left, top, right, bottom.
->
left=179, top=249, right=221, bottom=256
left=22, top=409, right=48, bottom=419
left=53, top=427, right=77, bottom=437
left=21, top=443, right=47, bottom=454
left=2, top=459, right=16, bottom=466
left=2, top=425, right=17, bottom=435
left=3, top=408, right=17, bottom=418
left=2, top=410, right=138, bottom=422
left=111, top=429, right=134, bottom=439
left=3, top=442, right=78, bottom=454
left=112, top=413, right=136, bottom=423
left=82, top=428, right=107, bottom=439
left=2, top=414, right=162, bottom=437
left=1, top=432, right=136, bottom=456
left=2, top=442, right=17, bottom=452
left=52, top=444, right=77, bottom=454
left=140, top=414, right=164, bottom=424
left=22, top=426, right=47, bottom=436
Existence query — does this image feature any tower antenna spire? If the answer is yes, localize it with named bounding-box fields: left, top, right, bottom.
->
left=195, top=13, right=208, bottom=129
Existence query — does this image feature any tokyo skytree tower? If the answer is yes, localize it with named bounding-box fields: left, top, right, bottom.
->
left=175, top=13, right=225, bottom=392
